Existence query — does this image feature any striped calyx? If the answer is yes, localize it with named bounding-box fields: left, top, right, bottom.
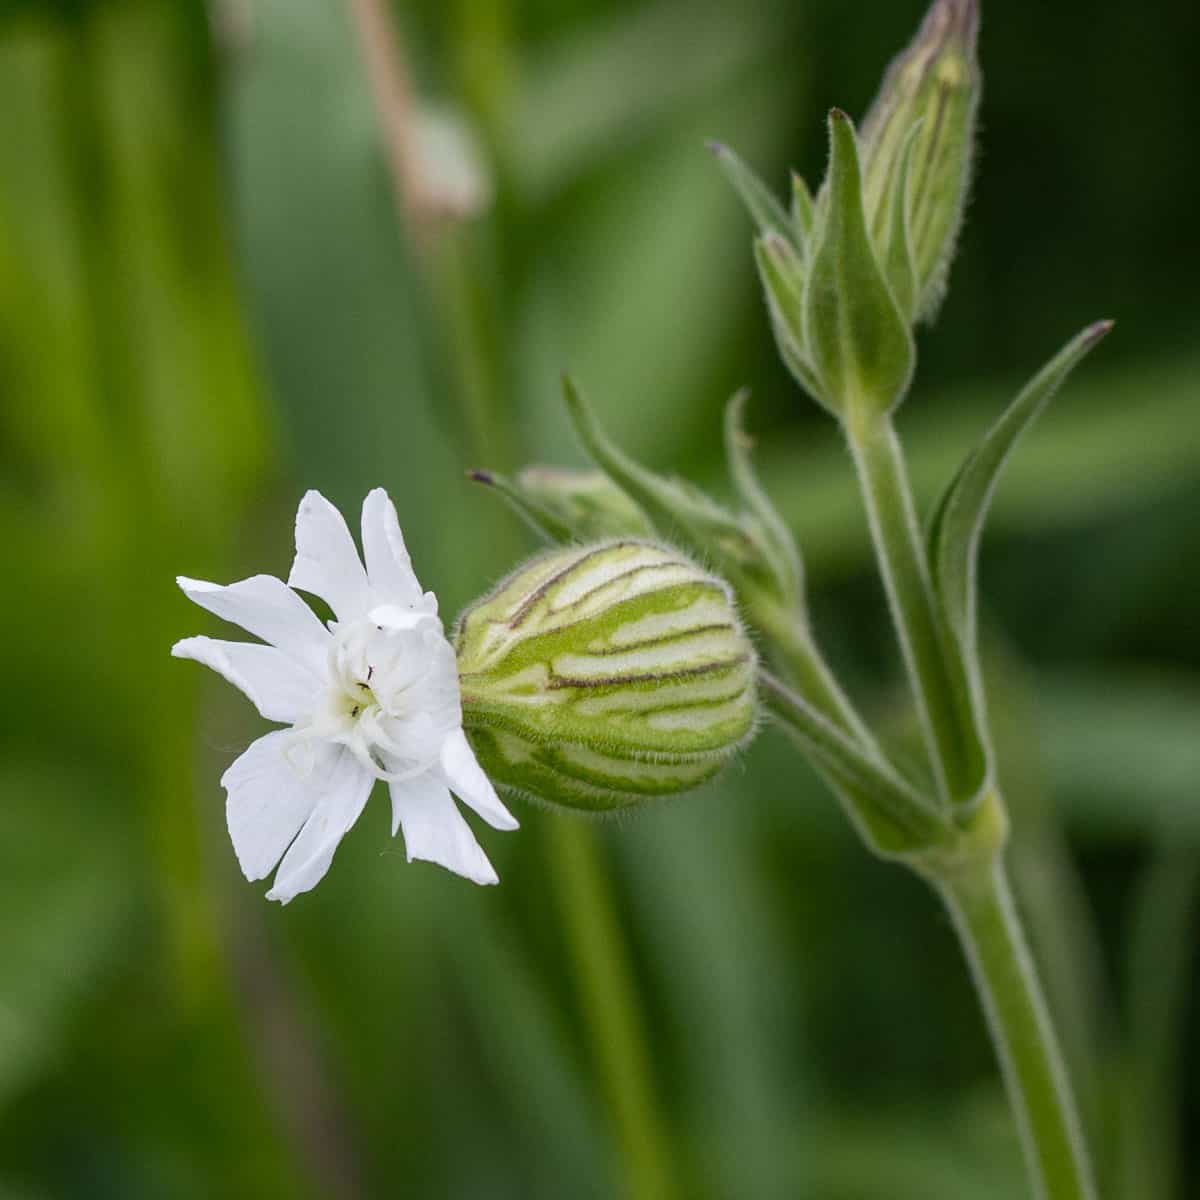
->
left=455, top=541, right=758, bottom=813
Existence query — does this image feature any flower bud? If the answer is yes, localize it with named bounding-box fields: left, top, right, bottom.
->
left=510, top=466, right=654, bottom=540
left=560, top=379, right=805, bottom=618
left=755, top=232, right=826, bottom=409
left=455, top=541, right=758, bottom=813
left=859, top=0, right=981, bottom=319
left=804, top=110, right=915, bottom=425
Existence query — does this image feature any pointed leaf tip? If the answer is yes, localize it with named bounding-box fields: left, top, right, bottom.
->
left=722, top=390, right=803, bottom=605
left=561, top=373, right=584, bottom=417
left=931, top=320, right=1113, bottom=657
left=790, top=172, right=815, bottom=241
left=468, top=467, right=577, bottom=543
left=711, top=141, right=796, bottom=244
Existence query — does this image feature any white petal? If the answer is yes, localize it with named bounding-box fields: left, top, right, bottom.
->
left=172, top=636, right=320, bottom=724
left=265, top=746, right=374, bottom=904
left=221, top=730, right=325, bottom=882
left=287, top=490, right=371, bottom=621
left=177, top=575, right=328, bottom=674
left=361, top=488, right=424, bottom=607
left=439, top=728, right=518, bottom=831
left=390, top=773, right=498, bottom=886
left=413, top=631, right=464, bottom=731
left=367, top=604, right=440, bottom=633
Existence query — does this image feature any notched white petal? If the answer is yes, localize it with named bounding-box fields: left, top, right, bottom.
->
left=177, top=574, right=329, bottom=674
left=361, top=488, right=424, bottom=607
left=440, top=728, right=518, bottom=831
left=390, top=774, right=499, bottom=886
left=172, top=636, right=320, bottom=724
left=288, top=490, right=371, bottom=622
left=222, top=730, right=325, bottom=882
left=264, top=746, right=374, bottom=904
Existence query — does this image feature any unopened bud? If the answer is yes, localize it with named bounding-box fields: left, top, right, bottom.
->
left=456, top=541, right=758, bottom=812
left=512, top=466, right=653, bottom=540
left=859, top=0, right=981, bottom=319
left=804, top=110, right=915, bottom=425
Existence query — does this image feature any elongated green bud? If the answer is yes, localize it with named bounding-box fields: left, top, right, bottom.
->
left=859, top=0, right=981, bottom=319
left=511, top=466, right=654, bottom=540
left=467, top=466, right=653, bottom=543
left=804, top=110, right=915, bottom=426
left=456, top=541, right=758, bottom=813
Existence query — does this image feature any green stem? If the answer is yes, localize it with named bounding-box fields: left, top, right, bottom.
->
left=847, top=416, right=967, bottom=801
left=759, top=670, right=944, bottom=842
left=938, top=858, right=1097, bottom=1200
left=543, top=817, right=677, bottom=1200
left=751, top=596, right=877, bottom=750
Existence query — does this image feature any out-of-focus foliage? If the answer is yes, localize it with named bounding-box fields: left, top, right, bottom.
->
left=0, top=0, right=1197, bottom=1197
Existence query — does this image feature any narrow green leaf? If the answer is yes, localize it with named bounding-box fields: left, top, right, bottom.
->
left=724, top=390, right=803, bottom=602
left=754, top=233, right=804, bottom=331
left=708, top=140, right=796, bottom=247
left=772, top=328, right=826, bottom=404
left=803, top=109, right=915, bottom=425
left=760, top=671, right=949, bottom=853
left=561, top=376, right=744, bottom=557
left=790, top=171, right=815, bottom=242
left=467, top=469, right=579, bottom=544
left=515, top=465, right=655, bottom=540
left=931, top=321, right=1115, bottom=651
left=753, top=233, right=825, bottom=405
left=562, top=378, right=801, bottom=613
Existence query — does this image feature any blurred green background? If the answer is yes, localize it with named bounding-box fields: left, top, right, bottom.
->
left=1, top=0, right=1197, bottom=1196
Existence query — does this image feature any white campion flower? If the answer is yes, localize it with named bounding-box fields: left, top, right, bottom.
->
left=172, top=488, right=518, bottom=903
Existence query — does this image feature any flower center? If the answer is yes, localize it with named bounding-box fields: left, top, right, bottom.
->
left=294, top=616, right=437, bottom=784
left=335, top=670, right=377, bottom=722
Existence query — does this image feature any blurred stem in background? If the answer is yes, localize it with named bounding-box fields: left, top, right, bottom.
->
left=1119, top=848, right=1199, bottom=1200
left=986, top=643, right=1113, bottom=1152
left=547, top=817, right=678, bottom=1200
left=0, top=2, right=323, bottom=1193
left=343, top=5, right=679, bottom=1194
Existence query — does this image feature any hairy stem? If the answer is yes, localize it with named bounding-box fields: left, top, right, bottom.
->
left=938, top=858, right=1097, bottom=1200
left=544, top=818, right=677, bottom=1200
left=759, top=670, right=944, bottom=841
left=847, top=416, right=966, bottom=801
left=751, top=596, right=878, bottom=751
